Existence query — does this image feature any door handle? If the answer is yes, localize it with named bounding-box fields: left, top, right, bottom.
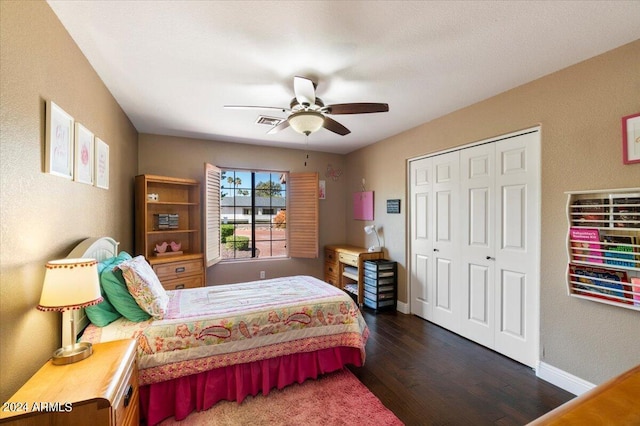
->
left=486, top=256, right=495, bottom=260
left=433, top=248, right=439, bottom=252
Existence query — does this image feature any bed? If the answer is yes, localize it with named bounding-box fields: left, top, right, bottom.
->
left=66, top=237, right=369, bottom=425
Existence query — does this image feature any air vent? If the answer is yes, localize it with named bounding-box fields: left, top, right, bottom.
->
left=255, top=116, right=284, bottom=126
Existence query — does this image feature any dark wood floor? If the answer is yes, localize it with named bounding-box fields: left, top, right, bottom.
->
left=348, top=310, right=574, bottom=426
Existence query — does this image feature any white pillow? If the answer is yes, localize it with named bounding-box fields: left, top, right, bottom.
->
left=118, top=255, right=169, bottom=319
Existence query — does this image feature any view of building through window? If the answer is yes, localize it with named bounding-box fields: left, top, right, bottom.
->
left=220, top=170, right=287, bottom=260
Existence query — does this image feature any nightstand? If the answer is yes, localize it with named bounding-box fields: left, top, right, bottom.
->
left=0, top=339, right=138, bottom=426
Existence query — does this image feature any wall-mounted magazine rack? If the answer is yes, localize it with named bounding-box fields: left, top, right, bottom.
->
left=566, top=188, right=640, bottom=311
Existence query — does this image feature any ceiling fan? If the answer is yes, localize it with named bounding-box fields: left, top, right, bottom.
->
left=224, top=76, right=389, bottom=136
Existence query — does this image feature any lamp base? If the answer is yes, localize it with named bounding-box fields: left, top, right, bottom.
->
left=51, top=341, right=93, bottom=365
left=368, top=246, right=382, bottom=252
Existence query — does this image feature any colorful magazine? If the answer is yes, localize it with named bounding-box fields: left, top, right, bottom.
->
left=569, top=227, right=603, bottom=264
left=569, top=264, right=632, bottom=304
left=601, top=234, right=636, bottom=268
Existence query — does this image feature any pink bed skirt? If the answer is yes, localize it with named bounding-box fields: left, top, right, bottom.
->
left=140, top=346, right=363, bottom=425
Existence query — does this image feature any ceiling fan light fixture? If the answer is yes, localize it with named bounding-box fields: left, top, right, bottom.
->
left=288, top=111, right=324, bottom=135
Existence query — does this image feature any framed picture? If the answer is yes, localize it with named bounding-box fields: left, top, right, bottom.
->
left=94, top=137, right=109, bottom=189
left=45, top=101, right=74, bottom=179
left=74, top=123, right=94, bottom=184
left=622, top=112, right=640, bottom=164
left=319, top=180, right=326, bottom=199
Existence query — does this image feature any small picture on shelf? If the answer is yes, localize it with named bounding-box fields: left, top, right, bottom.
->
left=601, top=234, right=637, bottom=268
left=569, top=227, right=603, bottom=264
left=568, top=264, right=632, bottom=304
left=571, top=198, right=609, bottom=227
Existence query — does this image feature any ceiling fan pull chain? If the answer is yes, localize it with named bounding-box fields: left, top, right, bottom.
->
left=304, top=134, right=309, bottom=167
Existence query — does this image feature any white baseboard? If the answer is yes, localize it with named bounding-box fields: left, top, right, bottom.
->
left=396, top=300, right=410, bottom=314
left=537, top=361, right=595, bottom=396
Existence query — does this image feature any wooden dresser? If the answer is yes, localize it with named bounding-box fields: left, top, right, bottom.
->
left=527, top=364, right=640, bottom=425
left=151, top=252, right=205, bottom=290
left=324, top=244, right=384, bottom=306
left=0, top=340, right=139, bottom=426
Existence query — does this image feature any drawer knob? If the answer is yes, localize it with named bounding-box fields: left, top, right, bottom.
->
left=124, top=385, right=133, bottom=407
left=175, top=267, right=186, bottom=273
left=175, top=284, right=185, bottom=289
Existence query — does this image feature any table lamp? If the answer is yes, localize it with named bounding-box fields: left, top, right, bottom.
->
left=37, top=258, right=102, bottom=365
left=364, top=224, right=382, bottom=252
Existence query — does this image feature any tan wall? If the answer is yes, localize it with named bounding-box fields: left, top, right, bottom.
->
left=345, top=40, right=640, bottom=385
left=0, top=1, right=138, bottom=401
left=138, top=134, right=347, bottom=284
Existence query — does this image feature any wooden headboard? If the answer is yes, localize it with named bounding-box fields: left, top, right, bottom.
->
left=62, top=237, right=119, bottom=347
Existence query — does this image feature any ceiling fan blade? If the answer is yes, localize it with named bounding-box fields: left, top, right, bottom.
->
left=293, top=76, right=316, bottom=107
left=267, top=119, right=290, bottom=134
left=325, top=103, right=389, bottom=115
left=323, top=117, right=350, bottom=136
left=224, top=105, right=289, bottom=112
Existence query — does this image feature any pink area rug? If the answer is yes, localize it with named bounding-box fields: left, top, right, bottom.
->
left=158, top=368, right=403, bottom=425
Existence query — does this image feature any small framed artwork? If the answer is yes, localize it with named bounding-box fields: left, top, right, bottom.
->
left=95, top=137, right=109, bottom=189
left=74, top=123, right=94, bottom=185
left=319, top=180, right=326, bottom=199
left=622, top=112, right=640, bottom=165
left=45, top=100, right=74, bottom=179
left=387, top=199, right=401, bottom=214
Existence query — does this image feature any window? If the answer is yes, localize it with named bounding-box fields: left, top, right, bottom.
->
left=220, top=169, right=288, bottom=260
left=205, top=164, right=318, bottom=264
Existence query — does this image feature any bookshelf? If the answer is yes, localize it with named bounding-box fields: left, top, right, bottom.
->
left=135, top=174, right=205, bottom=290
left=566, top=188, right=640, bottom=311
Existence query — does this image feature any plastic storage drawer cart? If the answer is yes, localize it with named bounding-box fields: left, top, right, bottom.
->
left=363, top=259, right=397, bottom=312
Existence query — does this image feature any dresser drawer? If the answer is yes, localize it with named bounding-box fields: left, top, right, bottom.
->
left=338, top=252, right=358, bottom=267
left=161, top=274, right=203, bottom=290
left=324, top=261, right=340, bottom=277
left=153, top=259, right=202, bottom=280
left=324, top=248, right=338, bottom=264
left=113, top=359, right=139, bottom=426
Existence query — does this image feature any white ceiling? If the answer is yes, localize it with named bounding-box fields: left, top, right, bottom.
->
left=47, top=1, right=640, bottom=154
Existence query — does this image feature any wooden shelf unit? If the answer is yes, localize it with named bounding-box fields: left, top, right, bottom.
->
left=135, top=174, right=205, bottom=290
left=324, top=244, right=384, bottom=306
left=566, top=188, right=640, bottom=311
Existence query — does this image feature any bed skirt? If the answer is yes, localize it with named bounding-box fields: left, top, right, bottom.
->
left=140, top=346, right=363, bottom=425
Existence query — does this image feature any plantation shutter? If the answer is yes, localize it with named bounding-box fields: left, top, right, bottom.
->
left=288, top=172, right=319, bottom=258
left=205, top=163, right=222, bottom=267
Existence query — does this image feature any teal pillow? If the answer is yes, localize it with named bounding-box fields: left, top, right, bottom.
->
left=100, top=252, right=151, bottom=322
left=85, top=252, right=131, bottom=327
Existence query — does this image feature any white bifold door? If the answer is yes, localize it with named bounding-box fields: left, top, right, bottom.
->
left=409, top=129, right=540, bottom=367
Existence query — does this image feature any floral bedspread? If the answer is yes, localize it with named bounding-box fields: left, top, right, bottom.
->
left=81, top=275, right=369, bottom=386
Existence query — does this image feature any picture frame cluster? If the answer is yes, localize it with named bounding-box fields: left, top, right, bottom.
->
left=45, top=100, right=109, bottom=189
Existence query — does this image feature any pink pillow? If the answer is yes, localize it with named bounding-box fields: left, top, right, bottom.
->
left=118, top=255, right=169, bottom=319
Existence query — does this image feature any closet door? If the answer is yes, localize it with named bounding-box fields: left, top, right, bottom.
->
left=431, top=151, right=461, bottom=332
left=460, top=143, right=496, bottom=347
left=410, top=157, right=433, bottom=319
left=493, top=133, right=540, bottom=368
left=409, top=129, right=540, bottom=368
left=409, top=151, right=460, bottom=331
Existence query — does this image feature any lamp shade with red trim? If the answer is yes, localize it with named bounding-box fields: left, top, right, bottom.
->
left=37, top=258, right=102, bottom=312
